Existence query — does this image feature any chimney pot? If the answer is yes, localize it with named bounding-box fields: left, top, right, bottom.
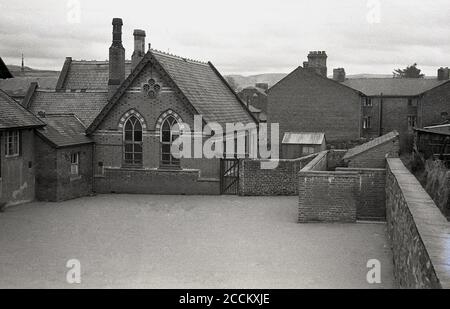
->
left=132, top=29, right=146, bottom=70
left=333, top=68, right=346, bottom=82
left=438, top=67, right=450, bottom=81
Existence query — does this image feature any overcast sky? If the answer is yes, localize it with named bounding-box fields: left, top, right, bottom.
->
left=0, top=0, right=449, bottom=76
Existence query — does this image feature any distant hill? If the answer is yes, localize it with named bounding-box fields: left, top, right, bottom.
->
left=0, top=65, right=60, bottom=100
left=225, top=73, right=288, bottom=91
left=226, top=72, right=439, bottom=91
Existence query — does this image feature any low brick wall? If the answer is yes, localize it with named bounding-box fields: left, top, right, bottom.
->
left=298, top=151, right=386, bottom=223
left=298, top=170, right=359, bottom=222
left=239, top=154, right=316, bottom=196
left=94, top=168, right=220, bottom=195
left=337, top=168, right=386, bottom=221
left=386, top=158, right=450, bottom=288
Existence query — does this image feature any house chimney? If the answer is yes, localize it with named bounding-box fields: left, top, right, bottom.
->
left=108, top=18, right=125, bottom=95
left=437, top=67, right=450, bottom=81
left=131, top=29, right=146, bottom=70
left=307, top=51, right=327, bottom=77
left=333, top=68, right=346, bottom=82
left=255, top=83, right=269, bottom=91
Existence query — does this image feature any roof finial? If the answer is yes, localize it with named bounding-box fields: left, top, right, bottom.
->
left=21, top=53, right=25, bottom=75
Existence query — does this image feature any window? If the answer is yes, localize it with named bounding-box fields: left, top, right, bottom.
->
left=363, top=117, right=372, bottom=129
left=4, top=131, right=20, bottom=157
left=160, top=115, right=180, bottom=167
left=70, top=152, right=80, bottom=176
left=303, top=146, right=315, bottom=155
left=363, top=98, right=373, bottom=107
left=408, top=115, right=417, bottom=129
left=124, top=116, right=143, bottom=166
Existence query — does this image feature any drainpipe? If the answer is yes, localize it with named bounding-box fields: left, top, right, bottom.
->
left=379, top=93, right=383, bottom=136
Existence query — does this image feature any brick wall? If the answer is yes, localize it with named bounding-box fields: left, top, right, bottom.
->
left=337, top=167, right=386, bottom=221
left=268, top=67, right=361, bottom=145
left=239, top=154, right=316, bottom=196
left=35, top=138, right=93, bottom=202
left=386, top=158, right=450, bottom=288
left=94, top=167, right=220, bottom=195
left=35, top=136, right=57, bottom=201
left=298, top=170, right=359, bottom=223
left=55, top=144, right=93, bottom=201
left=346, top=138, right=399, bottom=169
left=298, top=151, right=386, bottom=222
left=91, top=61, right=222, bottom=195
left=0, top=129, right=36, bottom=206
left=420, top=82, right=450, bottom=128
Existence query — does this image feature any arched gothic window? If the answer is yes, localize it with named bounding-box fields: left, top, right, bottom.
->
left=124, top=116, right=143, bottom=165
left=160, top=115, right=180, bottom=167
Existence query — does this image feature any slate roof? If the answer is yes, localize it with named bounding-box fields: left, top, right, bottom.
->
left=87, top=49, right=255, bottom=133
left=282, top=132, right=325, bottom=145
left=27, top=90, right=109, bottom=127
left=0, top=89, right=44, bottom=130
left=342, top=78, right=449, bottom=97
left=0, top=57, right=13, bottom=79
left=0, top=76, right=58, bottom=98
left=343, top=131, right=399, bottom=160
left=151, top=50, right=255, bottom=125
left=36, top=114, right=93, bottom=148
left=58, top=60, right=132, bottom=90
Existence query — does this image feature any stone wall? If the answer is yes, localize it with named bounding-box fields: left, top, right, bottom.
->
left=239, top=154, right=316, bottom=196
left=386, top=158, right=450, bottom=288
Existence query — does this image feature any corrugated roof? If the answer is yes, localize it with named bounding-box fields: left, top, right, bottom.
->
left=28, top=90, right=109, bottom=127
left=282, top=132, right=325, bottom=145
left=151, top=50, right=254, bottom=125
left=0, top=89, right=44, bottom=130
left=60, top=60, right=132, bottom=90
left=36, top=114, right=92, bottom=148
left=343, top=131, right=399, bottom=160
left=342, top=78, right=448, bottom=96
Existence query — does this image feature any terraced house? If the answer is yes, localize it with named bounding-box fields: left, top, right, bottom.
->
left=19, top=18, right=256, bottom=201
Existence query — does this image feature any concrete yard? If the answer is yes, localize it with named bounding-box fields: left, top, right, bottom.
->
left=0, top=195, right=394, bottom=288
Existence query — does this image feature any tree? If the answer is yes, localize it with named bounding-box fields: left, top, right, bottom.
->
left=225, top=76, right=239, bottom=92
left=393, top=63, right=425, bottom=78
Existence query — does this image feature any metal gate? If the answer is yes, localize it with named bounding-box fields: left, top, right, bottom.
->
left=220, top=159, right=240, bottom=195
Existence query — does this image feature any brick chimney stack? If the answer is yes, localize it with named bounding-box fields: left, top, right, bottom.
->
left=131, top=29, right=146, bottom=70
left=305, top=51, right=327, bottom=77
left=333, top=68, right=346, bottom=82
left=108, top=18, right=125, bottom=96
left=437, top=67, right=450, bottom=81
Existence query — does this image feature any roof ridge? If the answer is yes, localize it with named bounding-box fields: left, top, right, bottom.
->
left=150, top=48, right=208, bottom=65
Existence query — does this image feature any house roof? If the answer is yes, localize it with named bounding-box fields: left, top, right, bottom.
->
left=342, top=78, right=449, bottom=97
left=56, top=59, right=133, bottom=90
left=282, top=132, right=325, bottom=145
left=0, top=57, right=13, bottom=79
left=242, top=86, right=267, bottom=96
left=87, top=49, right=255, bottom=133
left=0, top=76, right=57, bottom=98
left=27, top=90, right=109, bottom=127
left=36, top=114, right=93, bottom=148
left=0, top=89, right=44, bottom=130
left=343, top=131, right=399, bottom=160
left=151, top=49, right=255, bottom=125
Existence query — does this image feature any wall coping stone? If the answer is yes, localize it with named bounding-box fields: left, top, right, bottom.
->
left=387, top=158, right=450, bottom=289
